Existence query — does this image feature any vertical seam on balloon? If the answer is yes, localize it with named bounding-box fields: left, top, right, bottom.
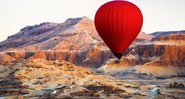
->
left=118, top=3, right=121, bottom=40
left=111, top=3, right=117, bottom=50
left=130, top=4, right=137, bottom=47
left=114, top=2, right=118, bottom=52
left=125, top=2, right=128, bottom=53
left=135, top=5, right=139, bottom=42
left=116, top=3, right=120, bottom=52
left=108, top=3, right=113, bottom=52
left=130, top=3, right=134, bottom=48
left=121, top=2, right=125, bottom=51
left=129, top=3, right=132, bottom=46
left=112, top=3, right=115, bottom=38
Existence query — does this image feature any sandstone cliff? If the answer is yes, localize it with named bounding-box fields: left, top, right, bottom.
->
left=96, top=34, right=185, bottom=77
left=0, top=17, right=151, bottom=67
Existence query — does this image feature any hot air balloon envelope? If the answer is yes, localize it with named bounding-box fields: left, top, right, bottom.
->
left=95, top=1, right=143, bottom=59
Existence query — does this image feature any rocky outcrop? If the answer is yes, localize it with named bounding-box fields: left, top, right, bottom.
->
left=4, top=49, right=112, bottom=68
left=0, top=52, right=15, bottom=63
left=137, top=31, right=154, bottom=40
left=137, top=35, right=185, bottom=67
left=130, top=44, right=185, bottom=66
left=96, top=34, right=185, bottom=77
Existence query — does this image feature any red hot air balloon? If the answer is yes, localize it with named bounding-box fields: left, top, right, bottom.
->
left=95, top=0, right=143, bottom=60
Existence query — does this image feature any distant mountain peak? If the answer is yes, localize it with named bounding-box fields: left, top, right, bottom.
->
left=64, top=16, right=91, bottom=26
left=65, top=17, right=82, bottom=24
left=7, top=23, right=58, bottom=40
left=20, top=22, right=58, bottom=32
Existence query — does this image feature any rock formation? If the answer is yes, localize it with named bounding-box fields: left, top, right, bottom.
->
left=0, top=17, right=152, bottom=68
left=96, top=34, right=185, bottom=77
left=0, top=16, right=184, bottom=77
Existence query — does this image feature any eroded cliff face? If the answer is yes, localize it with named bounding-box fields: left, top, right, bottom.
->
left=0, top=17, right=151, bottom=67
left=96, top=34, right=185, bottom=77
left=102, top=35, right=185, bottom=66
left=145, top=35, right=185, bottom=66
left=1, top=16, right=183, bottom=69
left=3, top=48, right=112, bottom=68
left=0, top=17, right=111, bottom=67
left=129, top=44, right=185, bottom=66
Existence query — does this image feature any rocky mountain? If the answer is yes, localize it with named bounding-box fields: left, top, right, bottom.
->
left=151, top=30, right=185, bottom=36
left=0, top=17, right=110, bottom=67
left=0, top=16, right=152, bottom=68
left=0, top=16, right=184, bottom=77
left=0, top=17, right=100, bottom=51
left=96, top=34, right=185, bottom=78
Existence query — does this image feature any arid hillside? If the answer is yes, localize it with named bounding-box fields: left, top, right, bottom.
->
left=0, top=17, right=152, bottom=68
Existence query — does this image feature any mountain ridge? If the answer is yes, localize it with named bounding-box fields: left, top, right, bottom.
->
left=0, top=16, right=153, bottom=68
left=1, top=16, right=184, bottom=73
left=151, top=30, right=185, bottom=36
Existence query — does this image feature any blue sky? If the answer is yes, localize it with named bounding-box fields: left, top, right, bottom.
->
left=0, top=0, right=185, bottom=41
